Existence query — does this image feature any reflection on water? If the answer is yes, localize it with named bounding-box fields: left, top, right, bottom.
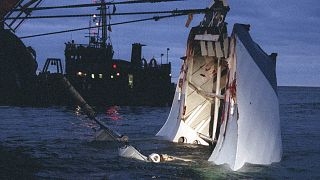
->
left=106, top=106, right=122, bottom=121
left=0, top=87, right=319, bottom=179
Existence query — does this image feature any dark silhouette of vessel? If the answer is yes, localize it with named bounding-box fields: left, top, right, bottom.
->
left=0, top=0, right=175, bottom=106
left=65, top=40, right=174, bottom=106
left=0, top=27, right=38, bottom=106
left=63, top=2, right=175, bottom=106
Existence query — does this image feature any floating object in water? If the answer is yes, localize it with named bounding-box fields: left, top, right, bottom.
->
left=118, top=145, right=193, bottom=163
left=119, top=145, right=148, bottom=161
left=157, top=0, right=282, bottom=171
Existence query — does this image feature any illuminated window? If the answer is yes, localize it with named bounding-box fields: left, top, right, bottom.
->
left=99, top=74, right=103, bottom=79
left=77, top=72, right=87, bottom=77
left=91, top=74, right=95, bottom=79
left=128, top=74, right=134, bottom=88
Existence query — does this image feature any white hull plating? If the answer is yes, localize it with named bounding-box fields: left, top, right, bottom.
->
left=208, top=30, right=282, bottom=171
left=156, top=62, right=211, bottom=146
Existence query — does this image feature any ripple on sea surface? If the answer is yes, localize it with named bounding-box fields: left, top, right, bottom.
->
left=0, top=87, right=319, bottom=179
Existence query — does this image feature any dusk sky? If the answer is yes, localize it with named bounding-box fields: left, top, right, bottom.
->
left=14, top=0, right=320, bottom=86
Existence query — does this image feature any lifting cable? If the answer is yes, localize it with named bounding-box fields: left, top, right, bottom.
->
left=7, top=8, right=209, bottom=20
left=14, top=0, right=185, bottom=12
left=20, top=13, right=191, bottom=39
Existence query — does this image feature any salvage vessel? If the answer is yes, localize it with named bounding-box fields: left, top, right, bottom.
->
left=1, top=0, right=176, bottom=106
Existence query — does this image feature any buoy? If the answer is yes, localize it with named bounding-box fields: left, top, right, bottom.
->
left=148, top=153, right=161, bottom=163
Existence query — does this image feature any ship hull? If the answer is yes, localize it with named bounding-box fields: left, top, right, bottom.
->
left=157, top=24, right=282, bottom=171
left=209, top=24, right=282, bottom=171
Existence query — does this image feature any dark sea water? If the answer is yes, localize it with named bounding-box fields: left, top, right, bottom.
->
left=0, top=86, right=319, bottom=179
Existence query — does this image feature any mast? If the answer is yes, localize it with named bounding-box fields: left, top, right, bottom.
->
left=100, top=0, right=107, bottom=48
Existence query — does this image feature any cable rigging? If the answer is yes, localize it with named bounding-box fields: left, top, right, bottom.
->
left=6, top=8, right=209, bottom=20
left=13, top=0, right=186, bottom=12
left=20, top=13, right=190, bottom=39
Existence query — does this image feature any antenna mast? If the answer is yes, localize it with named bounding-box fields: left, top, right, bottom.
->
left=100, top=0, right=107, bottom=48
